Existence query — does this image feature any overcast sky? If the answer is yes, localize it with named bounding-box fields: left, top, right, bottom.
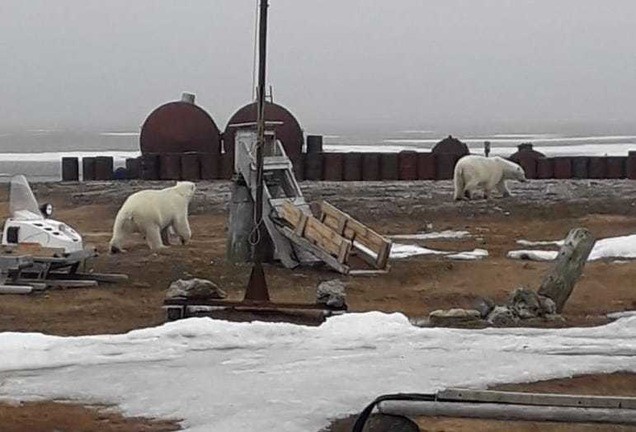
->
left=0, top=0, right=634, bottom=134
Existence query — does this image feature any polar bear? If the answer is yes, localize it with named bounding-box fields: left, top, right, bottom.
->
left=109, top=181, right=196, bottom=253
left=453, top=155, right=526, bottom=201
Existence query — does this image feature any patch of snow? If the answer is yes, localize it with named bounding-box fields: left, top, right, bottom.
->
left=588, top=234, right=636, bottom=261
left=607, top=311, right=636, bottom=320
left=390, top=230, right=470, bottom=241
left=390, top=244, right=447, bottom=259
left=509, top=234, right=636, bottom=262
left=517, top=239, right=564, bottom=247
left=507, top=250, right=559, bottom=261
left=0, top=313, right=635, bottom=432
left=447, top=248, right=489, bottom=261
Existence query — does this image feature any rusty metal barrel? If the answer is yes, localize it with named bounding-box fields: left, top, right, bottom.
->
left=125, top=158, right=140, bottom=180
left=343, top=153, right=363, bottom=181
left=571, top=157, right=589, bottom=179
left=140, top=153, right=160, bottom=180
left=553, top=157, right=572, bottom=179
left=607, top=157, right=626, bottom=179
left=435, top=154, right=459, bottom=180
left=380, top=153, right=399, bottom=180
left=291, top=154, right=305, bottom=181
left=362, top=153, right=381, bottom=181
left=516, top=155, right=538, bottom=179
left=200, top=153, right=220, bottom=180
left=306, top=135, right=323, bottom=154
left=323, top=153, right=344, bottom=181
left=62, top=157, right=79, bottom=181
left=181, top=153, right=201, bottom=181
left=628, top=151, right=636, bottom=180
left=398, top=151, right=418, bottom=180
left=417, top=153, right=436, bottom=180
left=220, top=153, right=234, bottom=180
left=304, top=153, right=323, bottom=181
left=159, top=154, right=181, bottom=180
left=94, top=156, right=114, bottom=180
left=82, top=157, right=96, bottom=181
left=537, top=158, right=554, bottom=179
left=588, top=157, right=607, bottom=179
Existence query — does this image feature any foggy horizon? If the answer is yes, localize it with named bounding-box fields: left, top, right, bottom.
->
left=1, top=0, right=635, bottom=135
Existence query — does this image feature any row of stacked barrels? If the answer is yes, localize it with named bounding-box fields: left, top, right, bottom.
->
left=66, top=151, right=636, bottom=182
left=60, top=94, right=636, bottom=181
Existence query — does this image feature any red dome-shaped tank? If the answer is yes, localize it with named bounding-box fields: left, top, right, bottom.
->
left=432, top=135, right=469, bottom=156
left=223, top=101, right=303, bottom=158
left=140, top=95, right=222, bottom=154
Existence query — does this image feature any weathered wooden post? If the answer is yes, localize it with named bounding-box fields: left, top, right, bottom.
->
left=226, top=181, right=254, bottom=263
left=538, top=228, right=596, bottom=313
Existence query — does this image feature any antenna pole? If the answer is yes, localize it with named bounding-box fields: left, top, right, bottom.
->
left=245, top=0, right=270, bottom=302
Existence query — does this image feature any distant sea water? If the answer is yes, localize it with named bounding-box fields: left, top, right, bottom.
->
left=1, top=129, right=636, bottom=183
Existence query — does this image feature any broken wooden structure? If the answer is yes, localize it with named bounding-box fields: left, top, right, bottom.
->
left=0, top=244, right=128, bottom=294
left=229, top=128, right=392, bottom=275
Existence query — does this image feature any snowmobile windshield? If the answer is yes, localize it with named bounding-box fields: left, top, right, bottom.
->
left=9, top=175, right=43, bottom=220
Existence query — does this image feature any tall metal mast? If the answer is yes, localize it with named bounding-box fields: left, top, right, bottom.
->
left=245, top=0, right=270, bottom=302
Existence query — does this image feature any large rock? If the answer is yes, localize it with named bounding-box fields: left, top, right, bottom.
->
left=429, top=308, right=483, bottom=327
left=166, top=278, right=227, bottom=300
left=316, top=280, right=347, bottom=308
left=487, top=306, right=518, bottom=327
left=474, top=297, right=495, bottom=318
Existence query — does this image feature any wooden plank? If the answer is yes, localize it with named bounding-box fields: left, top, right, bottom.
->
left=304, top=218, right=348, bottom=257
left=15, top=278, right=98, bottom=288
left=348, top=269, right=389, bottom=276
left=376, top=241, right=392, bottom=269
left=46, top=272, right=129, bottom=283
left=279, top=226, right=350, bottom=274
left=438, top=388, right=636, bottom=410
left=280, top=200, right=304, bottom=228
left=0, top=285, right=34, bottom=294
left=379, top=401, right=636, bottom=425
left=293, top=214, right=308, bottom=237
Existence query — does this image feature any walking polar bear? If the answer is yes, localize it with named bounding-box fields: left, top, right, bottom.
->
left=109, top=181, right=196, bottom=253
left=453, top=155, right=526, bottom=201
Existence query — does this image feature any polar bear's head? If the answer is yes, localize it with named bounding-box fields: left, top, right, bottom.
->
left=173, top=181, right=196, bottom=200
left=496, top=157, right=527, bottom=182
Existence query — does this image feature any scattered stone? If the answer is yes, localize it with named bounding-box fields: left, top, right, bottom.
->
left=508, top=287, right=542, bottom=319
left=166, top=278, right=227, bottom=300
left=487, top=306, right=518, bottom=327
left=316, top=279, right=347, bottom=308
left=474, top=297, right=495, bottom=318
left=544, top=313, right=566, bottom=323
left=429, top=308, right=483, bottom=327
left=539, top=296, right=557, bottom=315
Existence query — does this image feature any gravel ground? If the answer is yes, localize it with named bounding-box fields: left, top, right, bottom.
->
left=30, top=179, right=636, bottom=217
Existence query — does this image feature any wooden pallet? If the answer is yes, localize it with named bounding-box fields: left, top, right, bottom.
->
left=279, top=200, right=392, bottom=274
left=319, top=201, right=392, bottom=271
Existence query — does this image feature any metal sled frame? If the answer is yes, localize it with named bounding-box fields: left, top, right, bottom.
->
left=0, top=245, right=128, bottom=293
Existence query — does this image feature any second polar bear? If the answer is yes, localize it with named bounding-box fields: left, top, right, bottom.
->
left=109, top=181, right=196, bottom=253
left=453, top=155, right=526, bottom=200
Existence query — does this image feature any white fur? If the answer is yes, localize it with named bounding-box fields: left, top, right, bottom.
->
left=109, top=181, right=196, bottom=253
left=453, top=155, right=527, bottom=201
